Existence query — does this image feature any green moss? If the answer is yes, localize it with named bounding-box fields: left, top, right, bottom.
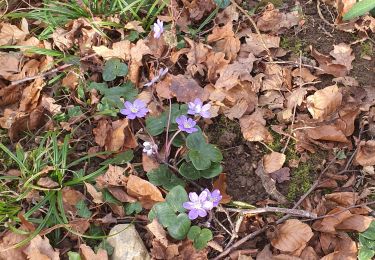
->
left=287, top=162, right=312, bottom=201
left=360, top=41, right=373, bottom=58
left=280, top=37, right=307, bottom=55
left=208, top=116, right=241, bottom=144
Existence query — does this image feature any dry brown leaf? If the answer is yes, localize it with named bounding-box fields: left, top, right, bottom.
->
left=320, top=233, right=357, bottom=260
left=85, top=182, right=103, bottom=204
left=300, top=246, right=319, bottom=260
left=261, top=64, right=284, bottom=91
left=207, top=22, right=240, bottom=61
left=62, top=71, right=79, bottom=90
left=185, top=38, right=210, bottom=76
left=215, top=4, right=239, bottom=24
left=270, top=167, right=291, bottom=183
left=170, top=74, right=207, bottom=103
left=126, top=174, right=164, bottom=209
left=306, top=125, right=348, bottom=142
left=263, top=152, right=286, bottom=174
left=108, top=186, right=137, bottom=203
left=306, top=85, right=342, bottom=120
left=96, top=165, right=127, bottom=189
left=41, top=96, right=61, bottom=115
left=142, top=153, right=160, bottom=172
left=0, top=52, right=21, bottom=80
left=0, top=228, right=27, bottom=260
left=80, top=244, right=108, bottom=260
left=271, top=219, right=313, bottom=253
left=125, top=21, right=145, bottom=33
left=310, top=46, right=348, bottom=77
left=19, top=78, right=45, bottom=112
left=62, top=187, right=85, bottom=206
left=355, top=140, right=375, bottom=166
left=147, top=219, right=169, bottom=247
left=329, top=43, right=355, bottom=71
left=0, top=21, right=28, bottom=46
left=335, top=215, right=373, bottom=232
left=240, top=32, right=280, bottom=57
left=23, top=235, right=59, bottom=260
left=205, top=51, right=230, bottom=82
left=240, top=109, right=273, bottom=143
left=182, top=0, right=216, bottom=21
left=257, top=4, right=302, bottom=34
left=213, top=173, right=231, bottom=204
left=93, top=119, right=111, bottom=147
left=312, top=207, right=352, bottom=233
left=325, top=192, right=358, bottom=206
left=37, top=177, right=59, bottom=188
left=291, top=68, right=317, bottom=82
left=105, top=119, right=129, bottom=151
left=93, top=40, right=131, bottom=60
left=287, top=88, right=307, bottom=109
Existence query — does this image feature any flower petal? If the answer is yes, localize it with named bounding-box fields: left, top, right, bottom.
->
left=197, top=208, right=207, bottom=218
left=183, top=202, right=195, bottom=210
left=189, top=192, right=199, bottom=202
left=188, top=209, right=199, bottom=220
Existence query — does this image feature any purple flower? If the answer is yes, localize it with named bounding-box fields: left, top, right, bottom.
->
left=188, top=98, right=211, bottom=118
left=120, top=99, right=148, bottom=120
left=144, top=67, right=168, bottom=87
left=183, top=191, right=213, bottom=220
left=153, top=19, right=164, bottom=39
left=204, top=189, right=222, bottom=207
left=175, top=115, right=198, bottom=134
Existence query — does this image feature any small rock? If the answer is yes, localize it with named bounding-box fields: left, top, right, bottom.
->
left=107, top=224, right=150, bottom=260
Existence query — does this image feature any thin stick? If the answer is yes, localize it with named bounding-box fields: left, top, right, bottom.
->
left=229, top=0, right=273, bottom=61
left=226, top=206, right=317, bottom=219
left=317, top=0, right=335, bottom=28
left=266, top=61, right=324, bottom=71
left=10, top=53, right=96, bottom=86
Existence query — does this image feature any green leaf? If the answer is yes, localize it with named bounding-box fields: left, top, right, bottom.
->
left=103, top=58, right=128, bottom=81
left=358, top=247, right=375, bottom=260
left=101, top=150, right=134, bottom=165
left=360, top=235, right=375, bottom=250
left=172, top=133, right=186, bottom=147
left=194, top=228, right=213, bottom=250
left=179, top=162, right=201, bottom=180
left=96, top=240, right=114, bottom=256
left=203, top=144, right=223, bottom=162
left=68, top=251, right=81, bottom=260
left=186, top=132, right=206, bottom=150
left=102, top=189, right=121, bottom=204
left=145, top=104, right=188, bottom=136
left=89, top=82, right=108, bottom=93
left=362, top=221, right=375, bottom=240
left=125, top=202, right=142, bottom=215
left=188, top=150, right=212, bottom=170
left=128, top=31, right=139, bottom=42
left=154, top=202, right=177, bottom=227
left=167, top=213, right=191, bottom=240
left=76, top=200, right=91, bottom=218
left=200, top=162, right=223, bottom=178
left=187, top=226, right=201, bottom=240
left=214, top=0, right=230, bottom=9
left=343, top=0, right=375, bottom=21
left=165, top=185, right=188, bottom=213
left=147, top=165, right=185, bottom=190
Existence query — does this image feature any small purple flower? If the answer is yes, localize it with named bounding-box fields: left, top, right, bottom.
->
left=175, top=115, right=198, bottom=134
left=144, top=67, right=168, bottom=87
left=153, top=19, right=164, bottom=39
left=183, top=191, right=213, bottom=220
left=120, top=99, right=148, bottom=120
left=204, top=189, right=222, bottom=207
left=188, top=98, right=211, bottom=118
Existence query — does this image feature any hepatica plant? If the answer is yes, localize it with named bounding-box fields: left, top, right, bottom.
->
left=91, top=58, right=223, bottom=249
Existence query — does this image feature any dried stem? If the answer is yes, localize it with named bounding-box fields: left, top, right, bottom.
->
left=226, top=206, right=317, bottom=219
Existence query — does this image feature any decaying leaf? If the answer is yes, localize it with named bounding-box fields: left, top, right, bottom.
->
left=213, top=173, right=232, bottom=204
left=170, top=74, right=208, bottom=102
left=355, top=140, right=375, bottom=166
left=80, top=244, right=108, bottom=260
left=263, top=152, right=286, bottom=174
left=126, top=174, right=164, bottom=209
left=147, top=219, right=169, bottom=247
left=207, top=22, right=240, bottom=61
left=311, top=46, right=351, bottom=77
left=37, top=177, right=59, bottom=188
left=335, top=214, right=373, bottom=232
left=240, top=109, right=273, bottom=143
left=270, top=167, right=290, bottom=183
left=23, top=235, right=59, bottom=260
left=93, top=40, right=131, bottom=60
left=85, top=182, right=103, bottom=204
left=108, top=186, right=137, bottom=203
left=306, top=85, right=342, bottom=120
left=325, top=192, right=358, bottom=206
left=271, top=219, right=313, bottom=253
left=96, top=165, right=127, bottom=189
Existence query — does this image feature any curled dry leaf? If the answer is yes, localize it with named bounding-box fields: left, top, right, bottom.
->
left=84, top=182, right=103, bottom=204
left=185, top=38, right=210, bottom=76
left=125, top=21, right=145, bottom=33
left=306, top=124, right=348, bottom=143
left=271, top=219, right=313, bottom=253
left=0, top=20, right=29, bottom=46
left=213, top=173, right=232, bottom=204
left=93, top=119, right=111, bottom=147
left=263, top=152, right=286, bottom=174
left=62, top=71, right=79, bottom=90
left=329, top=43, right=355, bottom=71
left=207, top=22, right=240, bottom=61
left=95, top=165, right=127, bottom=189
left=142, top=153, right=160, bottom=173
left=170, top=74, right=208, bottom=103
left=240, top=32, right=279, bottom=57
left=80, top=244, right=108, bottom=260
left=335, top=214, right=373, bottom=232
left=312, top=207, right=352, bottom=233
left=23, top=235, right=59, bottom=260
left=126, top=174, right=164, bottom=209
left=291, top=68, right=317, bottom=83
left=240, top=109, right=273, bottom=143
left=37, top=177, right=59, bottom=188
left=320, top=233, right=357, bottom=260
left=108, top=186, right=137, bottom=203
left=0, top=228, right=27, bottom=260
left=355, top=140, right=375, bottom=166
left=310, top=46, right=349, bottom=77
left=325, top=192, right=358, bottom=206
left=256, top=4, right=302, bottom=34
left=147, top=219, right=169, bottom=247
left=270, top=167, right=290, bottom=183
left=93, top=40, right=131, bottom=60
left=306, top=85, right=342, bottom=121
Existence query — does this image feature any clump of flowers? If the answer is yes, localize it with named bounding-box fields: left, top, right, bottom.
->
left=153, top=19, right=164, bottom=39
left=188, top=98, right=211, bottom=118
left=120, top=99, right=148, bottom=119
left=176, top=115, right=198, bottom=134
left=183, top=189, right=222, bottom=220
left=144, top=67, right=168, bottom=87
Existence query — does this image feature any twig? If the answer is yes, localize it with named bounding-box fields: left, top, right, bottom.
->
left=265, top=61, right=324, bottom=71
left=229, top=0, right=273, bottom=61
left=226, top=206, right=317, bottom=219
left=224, top=214, right=244, bottom=249
left=317, top=0, right=335, bottom=28
left=10, top=53, right=97, bottom=86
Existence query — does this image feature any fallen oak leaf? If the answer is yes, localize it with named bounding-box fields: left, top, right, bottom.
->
left=310, top=46, right=348, bottom=77
left=355, top=140, right=375, bottom=166
left=239, top=109, right=274, bottom=143
left=263, top=152, right=286, bottom=174
left=84, top=182, right=103, bottom=204
left=95, top=165, right=127, bottom=189
left=126, top=174, right=164, bottom=209
left=23, top=235, right=59, bottom=260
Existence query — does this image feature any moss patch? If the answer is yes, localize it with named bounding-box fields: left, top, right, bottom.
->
left=360, top=41, right=373, bottom=58
left=280, top=36, right=307, bottom=55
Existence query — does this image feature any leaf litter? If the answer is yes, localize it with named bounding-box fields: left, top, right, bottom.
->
left=0, top=0, right=374, bottom=259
